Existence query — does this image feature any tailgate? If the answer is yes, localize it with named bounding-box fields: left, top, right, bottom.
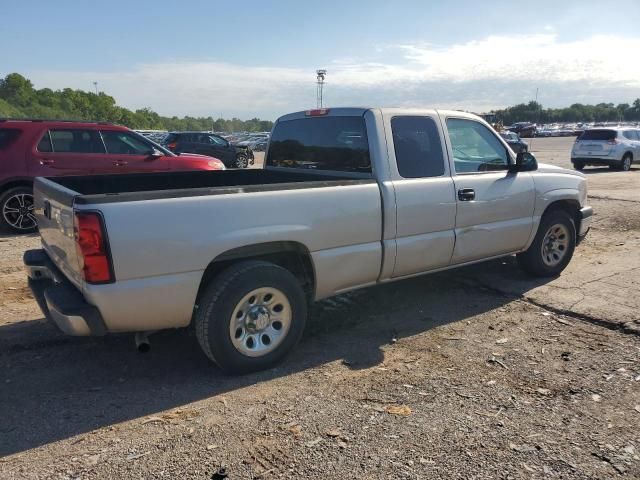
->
left=33, top=177, right=84, bottom=289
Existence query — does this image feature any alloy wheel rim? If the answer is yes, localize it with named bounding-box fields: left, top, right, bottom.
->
left=624, top=157, right=631, bottom=170
left=236, top=156, right=248, bottom=168
left=2, top=193, right=36, bottom=230
left=229, top=287, right=292, bottom=357
left=541, top=223, right=570, bottom=267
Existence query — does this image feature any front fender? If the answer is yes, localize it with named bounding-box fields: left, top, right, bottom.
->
left=524, top=188, right=584, bottom=250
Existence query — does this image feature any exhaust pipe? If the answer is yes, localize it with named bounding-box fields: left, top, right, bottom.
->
left=134, top=331, right=151, bottom=353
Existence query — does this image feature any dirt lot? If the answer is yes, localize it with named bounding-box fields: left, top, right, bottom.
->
left=1, top=137, right=639, bottom=479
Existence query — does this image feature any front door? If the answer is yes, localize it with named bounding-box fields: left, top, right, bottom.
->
left=199, top=134, right=235, bottom=165
left=101, top=130, right=170, bottom=173
left=388, top=114, right=457, bottom=278
left=443, top=116, right=535, bottom=264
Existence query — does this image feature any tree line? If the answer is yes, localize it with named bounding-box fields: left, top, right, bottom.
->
left=3, top=72, right=640, bottom=130
left=0, top=73, right=273, bottom=132
left=490, top=100, right=640, bottom=125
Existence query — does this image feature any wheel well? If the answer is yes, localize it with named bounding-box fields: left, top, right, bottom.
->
left=195, top=241, right=316, bottom=304
left=543, top=200, right=581, bottom=234
left=623, top=151, right=633, bottom=160
left=0, top=180, right=33, bottom=195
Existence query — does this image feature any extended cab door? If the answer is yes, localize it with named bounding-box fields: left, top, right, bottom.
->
left=442, top=115, right=535, bottom=264
left=101, top=130, right=170, bottom=173
left=385, top=112, right=457, bottom=278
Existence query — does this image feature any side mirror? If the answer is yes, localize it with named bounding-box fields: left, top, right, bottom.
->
left=509, top=151, right=538, bottom=173
left=149, top=148, right=164, bottom=158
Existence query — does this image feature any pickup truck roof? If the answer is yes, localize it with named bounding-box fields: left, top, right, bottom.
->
left=276, top=107, right=470, bottom=121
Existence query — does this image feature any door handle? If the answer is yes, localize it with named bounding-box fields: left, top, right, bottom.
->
left=458, top=188, right=476, bottom=201
left=112, top=160, right=129, bottom=166
left=39, top=158, right=55, bottom=166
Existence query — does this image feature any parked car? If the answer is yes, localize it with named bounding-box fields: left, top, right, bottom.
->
left=0, top=119, right=225, bottom=233
left=499, top=131, right=528, bottom=153
left=508, top=122, right=537, bottom=138
left=26, top=108, right=592, bottom=373
left=163, top=132, right=254, bottom=168
left=571, top=127, right=640, bottom=171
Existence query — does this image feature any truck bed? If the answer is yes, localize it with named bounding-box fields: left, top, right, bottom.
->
left=44, top=168, right=373, bottom=204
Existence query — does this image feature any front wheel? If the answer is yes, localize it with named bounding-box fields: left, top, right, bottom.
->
left=517, top=210, right=576, bottom=277
left=621, top=154, right=632, bottom=172
left=234, top=154, right=249, bottom=169
left=194, top=261, right=307, bottom=374
left=573, top=161, right=585, bottom=171
left=0, top=187, right=37, bottom=234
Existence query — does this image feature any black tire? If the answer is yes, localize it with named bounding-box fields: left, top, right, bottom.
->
left=0, top=186, right=37, bottom=234
left=194, top=261, right=307, bottom=374
left=621, top=153, right=632, bottom=172
left=517, top=209, right=576, bottom=277
left=234, top=154, right=249, bottom=169
left=573, top=161, right=584, bottom=171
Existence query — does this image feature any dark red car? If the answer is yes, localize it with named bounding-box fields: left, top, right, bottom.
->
left=0, top=119, right=225, bottom=233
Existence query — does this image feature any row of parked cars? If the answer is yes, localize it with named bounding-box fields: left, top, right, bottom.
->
left=0, top=119, right=260, bottom=233
left=506, top=121, right=640, bottom=139
left=499, top=124, right=639, bottom=171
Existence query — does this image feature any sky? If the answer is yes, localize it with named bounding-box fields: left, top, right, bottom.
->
left=2, top=0, right=640, bottom=119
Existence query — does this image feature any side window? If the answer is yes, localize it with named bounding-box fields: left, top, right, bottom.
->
left=623, top=131, right=634, bottom=140
left=101, top=131, right=153, bottom=155
left=37, top=131, right=53, bottom=152
left=50, top=129, right=105, bottom=154
left=391, top=116, right=445, bottom=178
left=209, top=135, right=227, bottom=146
left=446, top=118, right=509, bottom=173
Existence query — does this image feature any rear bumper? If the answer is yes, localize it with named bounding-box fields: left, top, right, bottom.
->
left=578, top=206, right=593, bottom=244
left=24, top=249, right=107, bottom=336
left=571, top=156, right=619, bottom=166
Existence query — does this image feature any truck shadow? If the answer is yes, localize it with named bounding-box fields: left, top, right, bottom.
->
left=0, top=257, right=551, bottom=457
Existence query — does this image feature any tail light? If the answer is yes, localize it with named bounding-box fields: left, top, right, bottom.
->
left=74, top=212, right=114, bottom=284
left=167, top=142, right=177, bottom=150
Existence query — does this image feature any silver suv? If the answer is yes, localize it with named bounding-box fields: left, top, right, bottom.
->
left=571, top=127, right=639, bottom=171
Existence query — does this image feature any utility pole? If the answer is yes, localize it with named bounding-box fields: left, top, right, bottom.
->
left=316, top=70, right=327, bottom=108
left=93, top=81, right=98, bottom=95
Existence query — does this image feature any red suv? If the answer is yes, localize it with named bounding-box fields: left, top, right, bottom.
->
left=0, top=119, right=225, bottom=233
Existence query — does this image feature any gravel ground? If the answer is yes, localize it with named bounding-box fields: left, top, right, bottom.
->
left=1, top=137, right=639, bottom=479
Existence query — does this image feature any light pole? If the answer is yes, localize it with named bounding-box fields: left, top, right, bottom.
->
left=93, top=81, right=98, bottom=95
left=316, top=70, right=327, bottom=108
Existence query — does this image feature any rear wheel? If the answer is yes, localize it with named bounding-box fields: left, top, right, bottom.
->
left=195, top=261, right=307, bottom=374
left=573, top=161, right=584, bottom=171
left=0, top=187, right=37, bottom=234
left=517, top=209, right=576, bottom=277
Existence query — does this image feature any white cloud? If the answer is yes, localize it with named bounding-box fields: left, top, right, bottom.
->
left=23, top=33, right=640, bottom=119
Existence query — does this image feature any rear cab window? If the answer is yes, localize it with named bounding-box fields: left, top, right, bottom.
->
left=267, top=116, right=371, bottom=173
left=391, top=116, right=444, bottom=178
left=579, top=130, right=616, bottom=141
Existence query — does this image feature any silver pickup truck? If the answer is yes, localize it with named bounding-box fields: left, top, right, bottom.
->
left=25, top=108, right=592, bottom=373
